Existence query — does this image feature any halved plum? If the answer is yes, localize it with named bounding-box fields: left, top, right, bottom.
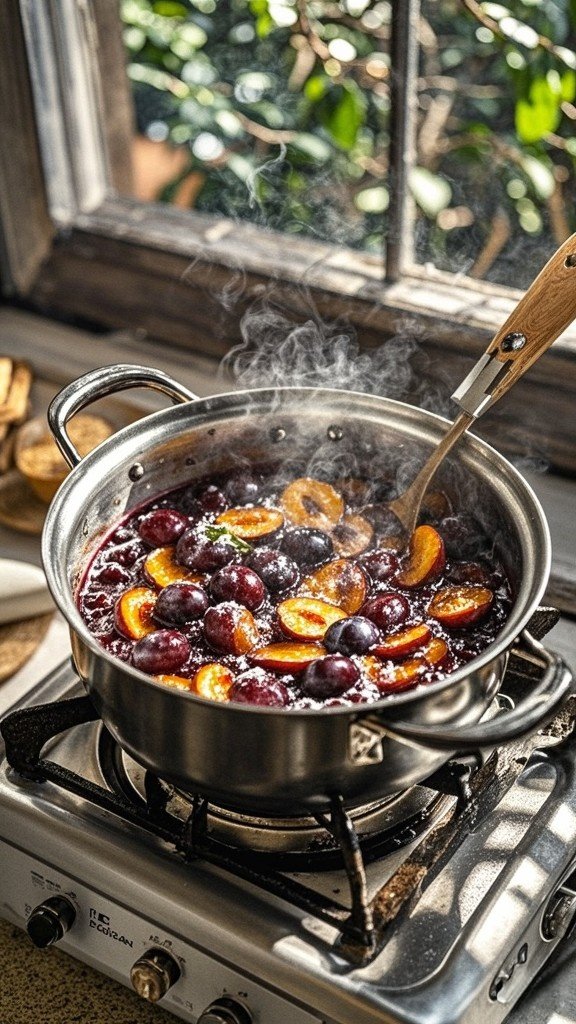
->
left=428, top=586, right=493, bottom=628
left=114, top=586, right=157, bottom=639
left=367, top=635, right=449, bottom=691
left=281, top=477, right=344, bottom=531
left=377, top=658, right=427, bottom=692
left=422, top=637, right=449, bottom=665
left=361, top=654, right=426, bottom=692
left=144, top=546, right=203, bottom=589
left=334, top=477, right=370, bottom=505
left=250, top=641, right=326, bottom=673
left=193, top=662, right=234, bottom=702
left=215, top=506, right=284, bottom=540
left=299, top=558, right=367, bottom=615
left=156, top=674, right=194, bottom=690
left=373, top=622, right=432, bottom=660
left=277, top=597, right=346, bottom=641
left=420, top=490, right=453, bottom=522
left=332, top=514, right=374, bottom=557
left=396, top=525, right=445, bottom=588
left=203, top=602, right=260, bottom=655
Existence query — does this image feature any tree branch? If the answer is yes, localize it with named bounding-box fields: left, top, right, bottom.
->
left=459, top=0, right=576, bottom=68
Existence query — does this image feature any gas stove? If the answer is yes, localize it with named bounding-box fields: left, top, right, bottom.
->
left=1, top=619, right=576, bottom=1024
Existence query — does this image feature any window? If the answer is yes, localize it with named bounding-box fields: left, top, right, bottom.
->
left=1, top=0, right=575, bottom=471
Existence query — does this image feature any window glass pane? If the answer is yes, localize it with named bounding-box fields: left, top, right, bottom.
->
left=119, top=0, right=392, bottom=254
left=417, top=0, right=576, bottom=289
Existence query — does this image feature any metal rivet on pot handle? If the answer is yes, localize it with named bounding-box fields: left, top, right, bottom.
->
left=48, top=364, right=199, bottom=468
left=354, top=631, right=575, bottom=756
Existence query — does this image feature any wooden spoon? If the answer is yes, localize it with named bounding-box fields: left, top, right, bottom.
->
left=388, top=232, right=576, bottom=536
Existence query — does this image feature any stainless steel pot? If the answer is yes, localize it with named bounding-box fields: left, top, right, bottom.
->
left=42, top=364, right=574, bottom=814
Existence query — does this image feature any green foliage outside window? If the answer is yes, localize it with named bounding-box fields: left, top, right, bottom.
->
left=121, top=0, right=576, bottom=287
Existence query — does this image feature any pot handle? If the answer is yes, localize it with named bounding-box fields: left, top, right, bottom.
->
left=361, top=631, right=574, bottom=754
left=48, top=364, right=199, bottom=468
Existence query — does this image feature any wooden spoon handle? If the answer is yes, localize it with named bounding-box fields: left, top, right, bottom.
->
left=453, top=232, right=576, bottom=416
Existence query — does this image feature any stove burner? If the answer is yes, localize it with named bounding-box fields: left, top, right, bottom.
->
left=99, top=725, right=449, bottom=860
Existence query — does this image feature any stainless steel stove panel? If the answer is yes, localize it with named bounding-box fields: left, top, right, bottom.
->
left=0, top=841, right=325, bottom=1024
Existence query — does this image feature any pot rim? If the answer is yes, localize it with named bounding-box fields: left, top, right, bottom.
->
left=42, top=384, right=551, bottom=716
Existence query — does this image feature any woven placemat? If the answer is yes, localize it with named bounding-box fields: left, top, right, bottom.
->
left=0, top=612, right=54, bottom=682
left=0, top=470, right=47, bottom=535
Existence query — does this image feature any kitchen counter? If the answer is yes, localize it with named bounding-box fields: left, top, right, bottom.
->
left=0, top=918, right=176, bottom=1024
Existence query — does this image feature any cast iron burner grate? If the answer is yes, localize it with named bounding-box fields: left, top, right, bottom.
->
left=99, top=725, right=452, bottom=862
left=1, top=609, right=574, bottom=962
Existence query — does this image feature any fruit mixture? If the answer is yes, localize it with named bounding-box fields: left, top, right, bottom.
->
left=77, top=468, right=512, bottom=709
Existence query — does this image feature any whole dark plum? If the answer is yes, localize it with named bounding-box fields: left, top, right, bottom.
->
left=209, top=565, right=266, bottom=611
left=229, top=671, right=290, bottom=707
left=223, top=472, right=261, bottom=506
left=103, top=540, right=146, bottom=568
left=301, top=655, right=359, bottom=699
left=176, top=527, right=240, bottom=572
left=280, top=528, right=333, bottom=567
left=359, top=550, right=399, bottom=584
left=93, top=563, right=132, bottom=586
left=132, top=629, right=190, bottom=674
left=110, top=526, right=135, bottom=544
left=360, top=593, right=409, bottom=631
left=154, top=583, right=209, bottom=625
left=438, top=514, right=486, bottom=560
left=203, top=602, right=259, bottom=655
left=447, top=561, right=494, bottom=587
left=325, top=616, right=380, bottom=656
left=180, top=483, right=228, bottom=517
left=245, top=547, right=299, bottom=593
left=138, top=508, right=189, bottom=547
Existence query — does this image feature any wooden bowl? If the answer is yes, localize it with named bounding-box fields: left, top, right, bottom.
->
left=14, top=414, right=113, bottom=503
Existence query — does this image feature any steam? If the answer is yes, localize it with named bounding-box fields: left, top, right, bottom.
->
left=221, top=299, right=419, bottom=400
left=246, top=143, right=288, bottom=212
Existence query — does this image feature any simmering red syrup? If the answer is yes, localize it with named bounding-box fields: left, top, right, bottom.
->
left=77, top=467, right=512, bottom=709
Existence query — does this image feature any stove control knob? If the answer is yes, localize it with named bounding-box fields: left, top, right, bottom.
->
left=130, top=947, right=181, bottom=1003
left=197, top=996, right=252, bottom=1024
left=27, top=895, right=76, bottom=949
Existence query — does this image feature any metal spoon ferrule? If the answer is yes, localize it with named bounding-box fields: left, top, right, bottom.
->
left=451, top=352, right=512, bottom=418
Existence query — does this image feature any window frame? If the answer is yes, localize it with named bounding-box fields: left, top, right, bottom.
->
left=1, top=0, right=575, bottom=471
